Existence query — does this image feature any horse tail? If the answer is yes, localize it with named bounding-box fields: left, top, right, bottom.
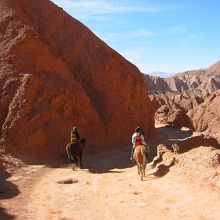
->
left=79, top=138, right=86, bottom=151
left=141, top=145, right=149, bottom=163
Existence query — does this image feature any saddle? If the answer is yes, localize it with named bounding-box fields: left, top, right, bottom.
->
left=135, top=134, right=142, bottom=147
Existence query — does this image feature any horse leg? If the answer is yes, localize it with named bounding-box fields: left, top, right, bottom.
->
left=137, top=164, right=140, bottom=175
left=79, top=154, right=83, bottom=169
left=139, top=165, right=143, bottom=181
left=70, top=154, right=75, bottom=164
left=143, top=164, right=146, bottom=177
left=74, top=156, right=78, bottom=167
left=66, top=145, right=71, bottom=161
left=67, top=152, right=70, bottom=160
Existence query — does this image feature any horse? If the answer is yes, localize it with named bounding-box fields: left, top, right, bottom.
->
left=133, top=144, right=149, bottom=181
left=66, top=138, right=86, bottom=169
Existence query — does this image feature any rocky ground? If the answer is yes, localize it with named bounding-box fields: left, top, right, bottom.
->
left=0, top=125, right=220, bottom=220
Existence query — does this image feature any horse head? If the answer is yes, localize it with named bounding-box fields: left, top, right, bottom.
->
left=80, top=138, right=86, bottom=145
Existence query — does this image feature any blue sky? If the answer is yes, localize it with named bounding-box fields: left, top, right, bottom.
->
left=51, top=0, right=220, bottom=76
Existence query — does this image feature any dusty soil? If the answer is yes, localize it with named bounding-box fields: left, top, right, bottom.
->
left=1, top=126, right=220, bottom=220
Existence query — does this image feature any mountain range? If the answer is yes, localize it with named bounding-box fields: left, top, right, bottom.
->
left=144, top=61, right=220, bottom=96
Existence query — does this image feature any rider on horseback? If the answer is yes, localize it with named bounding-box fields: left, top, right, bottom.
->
left=130, top=126, right=147, bottom=161
left=67, top=127, right=85, bottom=168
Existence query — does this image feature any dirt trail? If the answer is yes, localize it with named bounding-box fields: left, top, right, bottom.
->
left=1, top=126, right=220, bottom=220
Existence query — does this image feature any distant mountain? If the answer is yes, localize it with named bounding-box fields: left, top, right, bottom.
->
left=207, top=61, right=220, bottom=75
left=144, top=61, right=220, bottom=95
left=149, top=71, right=174, bottom=78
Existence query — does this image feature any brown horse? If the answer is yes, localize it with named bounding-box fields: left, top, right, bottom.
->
left=133, top=144, right=149, bottom=181
left=66, top=138, right=86, bottom=169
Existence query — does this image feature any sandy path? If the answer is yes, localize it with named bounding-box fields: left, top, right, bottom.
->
left=1, top=146, right=220, bottom=220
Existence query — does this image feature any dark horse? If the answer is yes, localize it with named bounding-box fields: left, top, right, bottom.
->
left=66, top=138, right=86, bottom=168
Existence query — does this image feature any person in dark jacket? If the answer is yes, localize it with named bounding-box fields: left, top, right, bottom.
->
left=71, top=126, right=80, bottom=144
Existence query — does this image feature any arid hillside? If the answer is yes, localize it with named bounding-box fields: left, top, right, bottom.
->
left=0, top=0, right=156, bottom=162
left=145, top=60, right=220, bottom=95
left=144, top=61, right=220, bottom=130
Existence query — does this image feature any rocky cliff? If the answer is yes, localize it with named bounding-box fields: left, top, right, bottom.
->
left=0, top=0, right=156, bottom=161
left=187, top=90, right=220, bottom=143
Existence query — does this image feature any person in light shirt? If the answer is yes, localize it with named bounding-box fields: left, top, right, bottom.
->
left=130, top=126, right=146, bottom=161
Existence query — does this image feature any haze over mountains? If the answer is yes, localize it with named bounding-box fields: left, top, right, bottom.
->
left=148, top=71, right=174, bottom=78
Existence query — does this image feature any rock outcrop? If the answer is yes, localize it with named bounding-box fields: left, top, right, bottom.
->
left=144, top=75, right=170, bottom=92
left=0, top=0, right=156, bottom=161
left=187, top=90, right=220, bottom=143
left=154, top=105, right=194, bottom=129
left=149, top=90, right=204, bottom=112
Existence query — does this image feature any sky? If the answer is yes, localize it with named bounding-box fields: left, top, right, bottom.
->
left=51, top=0, right=220, bottom=76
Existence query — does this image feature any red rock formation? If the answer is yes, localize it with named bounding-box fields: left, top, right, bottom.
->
left=187, top=90, right=220, bottom=143
left=149, top=90, right=204, bottom=112
left=0, top=0, right=156, bottom=161
left=144, top=61, right=220, bottom=131
left=144, top=75, right=169, bottom=92
left=154, top=105, right=194, bottom=130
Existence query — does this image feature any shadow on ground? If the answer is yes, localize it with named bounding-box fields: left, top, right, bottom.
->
left=148, top=125, right=193, bottom=159
left=84, top=147, right=133, bottom=174
left=0, top=169, right=20, bottom=220
left=0, top=170, right=20, bottom=200
left=150, top=159, right=175, bottom=178
left=0, top=207, right=15, bottom=220
left=156, top=125, right=193, bottom=140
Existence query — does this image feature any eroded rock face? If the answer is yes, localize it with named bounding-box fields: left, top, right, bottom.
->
left=154, top=105, right=194, bottom=130
left=0, top=0, right=156, bottom=161
left=145, top=61, right=220, bottom=131
left=144, top=75, right=170, bottom=92
left=187, top=90, right=220, bottom=143
left=149, top=90, right=204, bottom=112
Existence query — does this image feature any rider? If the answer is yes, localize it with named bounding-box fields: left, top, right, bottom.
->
left=130, top=126, right=146, bottom=161
left=71, top=126, right=80, bottom=144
